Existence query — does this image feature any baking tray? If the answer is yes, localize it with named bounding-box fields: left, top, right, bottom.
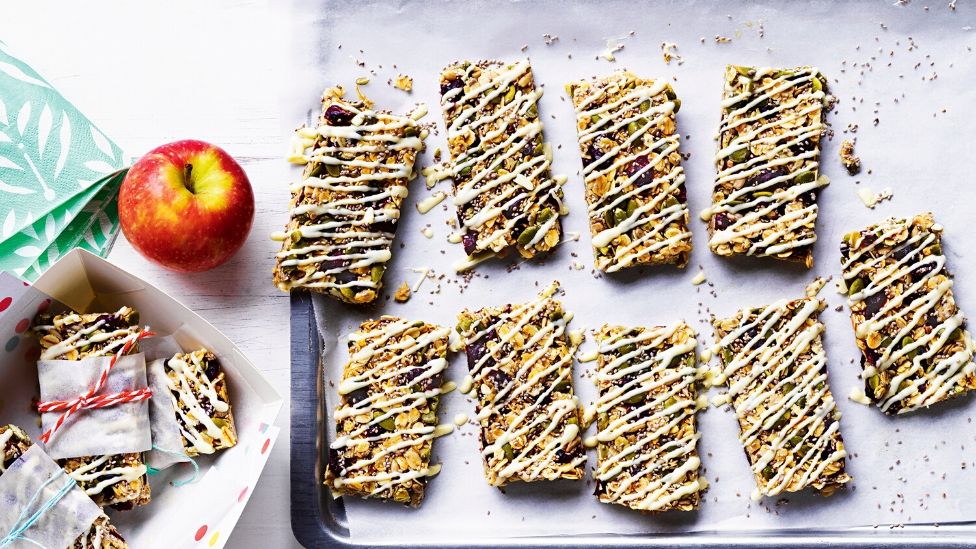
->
left=287, top=0, right=976, bottom=546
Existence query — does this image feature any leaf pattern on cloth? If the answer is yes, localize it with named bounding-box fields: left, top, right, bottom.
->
left=0, top=43, right=126, bottom=280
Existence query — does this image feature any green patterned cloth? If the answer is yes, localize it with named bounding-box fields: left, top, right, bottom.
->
left=0, top=41, right=126, bottom=280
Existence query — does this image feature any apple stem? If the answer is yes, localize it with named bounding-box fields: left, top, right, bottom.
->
left=183, top=163, right=194, bottom=194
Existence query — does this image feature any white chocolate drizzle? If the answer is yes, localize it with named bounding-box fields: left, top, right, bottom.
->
left=330, top=318, right=450, bottom=496
left=841, top=217, right=976, bottom=413
left=36, top=307, right=139, bottom=360
left=462, top=282, right=584, bottom=485
left=593, top=323, right=702, bottom=510
left=435, top=60, right=565, bottom=257
left=274, top=97, right=426, bottom=292
left=704, top=67, right=828, bottom=258
left=0, top=429, right=13, bottom=473
left=571, top=76, right=691, bottom=272
left=714, top=298, right=848, bottom=498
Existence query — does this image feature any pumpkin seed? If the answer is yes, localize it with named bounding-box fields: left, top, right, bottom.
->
left=538, top=207, right=555, bottom=223
left=421, top=410, right=437, bottom=424
left=735, top=65, right=754, bottom=77
left=639, top=101, right=650, bottom=113
left=626, top=199, right=639, bottom=217
left=339, top=286, right=356, bottom=300
left=729, top=148, right=749, bottom=164
left=597, top=412, right=609, bottom=431
left=456, top=316, right=473, bottom=334
left=782, top=382, right=795, bottom=395
left=722, top=348, right=733, bottom=364
left=761, top=465, right=775, bottom=480
left=663, top=396, right=678, bottom=409
left=326, top=163, right=341, bottom=177
left=752, top=191, right=773, bottom=198
left=788, top=435, right=804, bottom=448
left=671, top=98, right=682, bottom=113
left=663, top=196, right=679, bottom=209
left=458, top=164, right=473, bottom=176
left=533, top=141, right=545, bottom=156
left=868, top=374, right=880, bottom=391
left=517, top=225, right=539, bottom=246
left=590, top=114, right=601, bottom=124
left=553, top=379, right=572, bottom=393
left=619, top=343, right=636, bottom=356
left=847, top=278, right=865, bottom=295
left=290, top=230, right=303, bottom=243
left=793, top=170, right=816, bottom=184
left=526, top=105, right=538, bottom=119
left=564, top=83, right=574, bottom=96
left=627, top=121, right=639, bottom=135
left=377, top=413, right=395, bottom=432
left=403, top=125, right=419, bottom=138
left=504, top=85, right=516, bottom=103
left=812, top=77, right=823, bottom=92
left=370, top=265, right=385, bottom=284
left=502, top=443, right=515, bottom=460
left=549, top=309, right=564, bottom=321
left=929, top=243, right=943, bottom=256
left=613, top=208, right=628, bottom=226
left=625, top=392, right=645, bottom=404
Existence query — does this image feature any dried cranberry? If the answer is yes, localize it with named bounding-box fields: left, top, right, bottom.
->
left=797, top=190, right=817, bottom=206
left=328, top=449, right=351, bottom=477
left=911, top=261, right=937, bottom=282
left=345, top=387, right=369, bottom=406
left=372, top=219, right=397, bottom=235
left=205, top=358, right=220, bottom=380
left=503, top=198, right=525, bottom=219
left=863, top=291, right=887, bottom=319
left=789, top=138, right=816, bottom=156
left=324, top=105, right=355, bottom=126
left=925, top=314, right=941, bottom=328
left=891, top=244, right=914, bottom=261
left=440, top=77, right=464, bottom=97
left=860, top=233, right=878, bottom=247
left=625, top=155, right=654, bottom=188
left=746, top=167, right=787, bottom=189
left=487, top=368, right=512, bottom=390
left=555, top=448, right=579, bottom=464
left=673, top=184, right=687, bottom=204
left=742, top=326, right=763, bottom=350
left=95, top=314, right=126, bottom=331
left=582, top=144, right=607, bottom=169
left=465, top=340, right=486, bottom=366
left=713, top=212, right=734, bottom=231
left=365, top=423, right=382, bottom=438
left=462, top=232, right=479, bottom=256
left=752, top=99, right=775, bottom=116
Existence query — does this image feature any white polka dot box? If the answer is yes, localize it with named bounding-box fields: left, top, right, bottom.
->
left=0, top=248, right=283, bottom=548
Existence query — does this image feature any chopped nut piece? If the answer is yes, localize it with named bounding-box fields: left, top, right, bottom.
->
left=392, top=74, right=413, bottom=92
left=456, top=282, right=585, bottom=486
left=394, top=282, right=412, bottom=303
left=840, top=213, right=976, bottom=414
left=273, top=87, right=427, bottom=304
left=839, top=139, right=861, bottom=175
left=712, top=297, right=851, bottom=499
left=325, top=317, right=450, bottom=507
left=705, top=66, right=830, bottom=269
left=593, top=322, right=704, bottom=511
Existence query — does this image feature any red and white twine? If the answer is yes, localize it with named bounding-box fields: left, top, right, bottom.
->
left=37, top=329, right=155, bottom=444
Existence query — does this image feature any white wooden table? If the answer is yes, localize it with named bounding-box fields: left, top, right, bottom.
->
left=1, top=1, right=301, bottom=546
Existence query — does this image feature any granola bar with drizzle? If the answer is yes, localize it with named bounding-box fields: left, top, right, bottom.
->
left=591, top=322, right=704, bottom=511
left=274, top=86, right=427, bottom=303
left=431, top=59, right=567, bottom=269
left=162, top=349, right=238, bottom=456
left=703, top=65, right=830, bottom=268
left=456, top=282, right=585, bottom=486
left=840, top=213, right=976, bottom=414
left=567, top=71, right=692, bottom=272
left=712, top=297, right=851, bottom=500
left=33, top=307, right=151, bottom=509
left=325, top=316, right=451, bottom=507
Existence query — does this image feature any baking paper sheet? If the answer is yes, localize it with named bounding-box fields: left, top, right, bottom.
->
left=38, top=353, right=152, bottom=460
left=288, top=0, right=976, bottom=543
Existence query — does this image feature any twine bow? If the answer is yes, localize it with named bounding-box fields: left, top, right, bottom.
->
left=0, top=469, right=76, bottom=549
left=36, top=330, right=155, bottom=444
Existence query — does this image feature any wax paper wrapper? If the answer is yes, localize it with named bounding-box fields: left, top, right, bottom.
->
left=142, top=335, right=202, bottom=471
left=0, top=41, right=126, bottom=281
left=0, top=444, right=101, bottom=549
left=0, top=250, right=282, bottom=548
left=37, top=353, right=152, bottom=460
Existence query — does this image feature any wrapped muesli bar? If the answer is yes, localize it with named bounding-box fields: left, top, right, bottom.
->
left=704, top=65, right=830, bottom=268
left=325, top=316, right=451, bottom=507
left=274, top=86, right=427, bottom=303
left=840, top=213, right=976, bottom=414
left=712, top=297, right=851, bottom=500
left=567, top=71, right=692, bottom=272
left=592, top=322, right=704, bottom=512
left=33, top=306, right=152, bottom=509
left=456, top=282, right=585, bottom=486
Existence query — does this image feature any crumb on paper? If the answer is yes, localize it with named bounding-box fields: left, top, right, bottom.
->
left=355, top=76, right=370, bottom=85
left=849, top=388, right=871, bottom=406
left=393, top=282, right=411, bottom=303
left=840, top=139, right=861, bottom=175
left=857, top=186, right=893, bottom=209
left=691, top=270, right=707, bottom=285
left=836, top=280, right=849, bottom=295
left=805, top=276, right=831, bottom=297
left=392, top=74, right=413, bottom=92
left=600, top=37, right=626, bottom=61
left=570, top=260, right=585, bottom=271
left=715, top=35, right=732, bottom=43
left=416, top=191, right=447, bottom=214
left=543, top=33, right=559, bottom=45
left=420, top=226, right=434, bottom=239
left=661, top=41, right=683, bottom=65
left=410, top=267, right=431, bottom=292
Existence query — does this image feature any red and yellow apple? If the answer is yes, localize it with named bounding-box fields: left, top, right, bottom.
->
left=119, top=140, right=254, bottom=272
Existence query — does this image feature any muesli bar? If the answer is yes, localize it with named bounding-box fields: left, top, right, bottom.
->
left=435, top=59, right=566, bottom=265
left=274, top=86, right=427, bottom=303
left=592, top=322, right=703, bottom=511
left=840, top=213, right=976, bottom=414
left=161, top=349, right=238, bottom=456
left=705, top=65, right=830, bottom=268
left=0, top=425, right=128, bottom=549
left=325, top=316, right=450, bottom=507
left=456, top=282, right=585, bottom=486
left=567, top=71, right=692, bottom=272
left=33, top=307, right=151, bottom=509
left=712, top=297, right=851, bottom=499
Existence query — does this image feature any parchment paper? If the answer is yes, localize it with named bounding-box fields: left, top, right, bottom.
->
left=0, top=444, right=100, bottom=549
left=143, top=336, right=193, bottom=471
left=288, top=0, right=976, bottom=543
left=37, top=353, right=152, bottom=460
